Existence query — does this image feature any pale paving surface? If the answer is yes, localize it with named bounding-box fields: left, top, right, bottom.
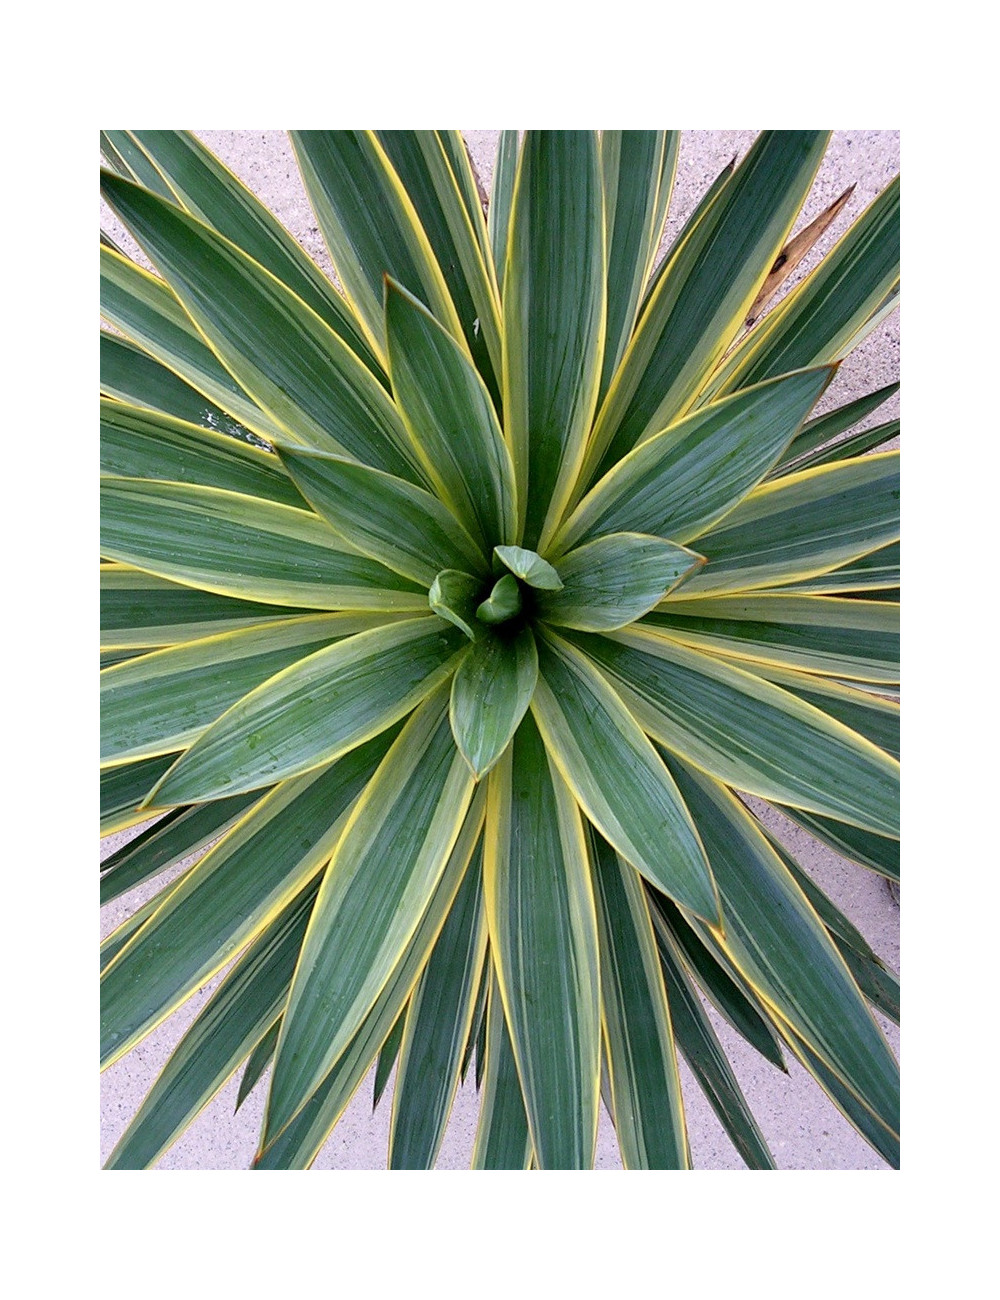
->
left=101, top=129, right=900, bottom=1170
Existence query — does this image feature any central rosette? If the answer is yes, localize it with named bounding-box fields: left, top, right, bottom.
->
left=430, top=545, right=564, bottom=638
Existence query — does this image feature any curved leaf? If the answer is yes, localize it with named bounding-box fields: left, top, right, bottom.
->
left=150, top=617, right=466, bottom=805
left=450, top=627, right=538, bottom=777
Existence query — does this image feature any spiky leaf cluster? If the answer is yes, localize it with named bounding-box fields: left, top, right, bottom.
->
left=101, top=130, right=899, bottom=1170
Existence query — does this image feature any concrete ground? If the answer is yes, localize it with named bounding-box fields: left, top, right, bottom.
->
left=101, top=129, right=900, bottom=1171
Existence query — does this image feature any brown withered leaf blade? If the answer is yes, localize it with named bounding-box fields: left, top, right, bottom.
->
left=744, top=183, right=856, bottom=329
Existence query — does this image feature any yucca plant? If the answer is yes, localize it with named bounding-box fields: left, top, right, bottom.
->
left=100, top=130, right=900, bottom=1171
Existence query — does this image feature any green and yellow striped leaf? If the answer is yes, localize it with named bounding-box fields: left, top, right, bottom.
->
left=275, top=446, right=488, bottom=586
left=651, top=910, right=776, bottom=1169
left=101, top=731, right=395, bottom=1068
left=290, top=131, right=467, bottom=361
left=263, top=689, right=476, bottom=1140
left=100, top=331, right=252, bottom=436
left=101, top=170, right=420, bottom=479
left=487, top=131, right=519, bottom=289
left=100, top=398, right=305, bottom=508
left=254, top=798, right=486, bottom=1169
left=589, top=832, right=688, bottom=1168
left=648, top=891, right=787, bottom=1072
left=377, top=132, right=502, bottom=396
left=599, top=131, right=679, bottom=403
left=708, top=175, right=900, bottom=397
left=100, top=790, right=263, bottom=905
left=385, top=279, right=516, bottom=553
left=100, top=753, right=176, bottom=834
left=531, top=631, right=718, bottom=921
left=100, top=564, right=307, bottom=649
left=126, top=130, right=384, bottom=378
left=771, top=381, right=899, bottom=475
left=101, top=614, right=397, bottom=767
left=100, top=244, right=280, bottom=441
left=100, top=479, right=428, bottom=612
left=679, top=453, right=900, bottom=596
left=584, top=132, right=828, bottom=485
left=647, top=593, right=899, bottom=682
left=389, top=850, right=488, bottom=1168
left=667, top=759, right=899, bottom=1139
left=450, top=627, right=538, bottom=778
left=578, top=625, right=898, bottom=836
left=763, top=541, right=899, bottom=595
left=539, top=533, right=704, bottom=632
left=555, top=367, right=833, bottom=553
left=105, top=882, right=317, bottom=1169
left=503, top=131, right=606, bottom=550
left=150, top=617, right=466, bottom=806
left=484, top=713, right=601, bottom=1169
left=471, top=969, right=533, bottom=1169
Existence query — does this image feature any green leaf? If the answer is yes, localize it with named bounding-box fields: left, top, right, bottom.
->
left=372, top=1012, right=406, bottom=1112
left=578, top=626, right=899, bottom=836
left=837, top=944, right=900, bottom=1026
left=531, top=631, right=718, bottom=921
left=253, top=797, right=486, bottom=1169
left=502, top=130, right=606, bottom=550
left=263, top=688, right=476, bottom=1141
left=101, top=791, right=263, bottom=904
left=450, top=627, right=538, bottom=777
left=105, top=883, right=317, bottom=1168
left=101, top=479, right=428, bottom=612
left=100, top=245, right=280, bottom=442
left=743, top=661, right=899, bottom=756
left=101, top=613, right=395, bottom=766
left=708, top=176, right=900, bottom=397
left=389, top=849, right=487, bottom=1168
left=771, top=381, right=899, bottom=474
left=150, top=617, right=466, bottom=805
left=100, top=753, right=176, bottom=834
left=584, top=132, right=829, bottom=484
left=651, top=911, right=776, bottom=1169
left=589, top=832, right=689, bottom=1168
left=290, top=131, right=467, bottom=360
left=678, top=453, right=900, bottom=596
left=483, top=713, right=600, bottom=1169
left=647, top=891, right=787, bottom=1072
left=556, top=367, right=833, bottom=553
left=667, top=759, right=899, bottom=1138
left=779, top=807, right=900, bottom=880
left=385, top=279, right=516, bottom=553
left=376, top=132, right=502, bottom=396
left=101, top=170, right=420, bottom=480
left=428, top=570, right=482, bottom=641
left=275, top=445, right=487, bottom=586
left=471, top=969, right=532, bottom=1170
left=100, top=331, right=252, bottom=437
left=487, top=131, right=519, bottom=289
left=647, top=593, right=899, bottom=682
left=764, top=542, right=899, bottom=595
left=100, top=398, right=305, bottom=508
left=539, top=533, right=704, bottom=632
left=102, top=130, right=176, bottom=198
left=101, top=564, right=309, bottom=649
left=127, top=130, right=385, bottom=379
left=493, top=545, right=563, bottom=591
left=599, top=131, right=679, bottom=404
left=101, top=731, right=395, bottom=1068
left=637, top=154, right=736, bottom=319
left=237, top=1021, right=281, bottom=1111
left=782, top=419, right=899, bottom=474
left=476, top=574, right=521, bottom=625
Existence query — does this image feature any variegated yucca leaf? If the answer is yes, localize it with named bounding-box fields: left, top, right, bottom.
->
left=101, top=130, right=899, bottom=1170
